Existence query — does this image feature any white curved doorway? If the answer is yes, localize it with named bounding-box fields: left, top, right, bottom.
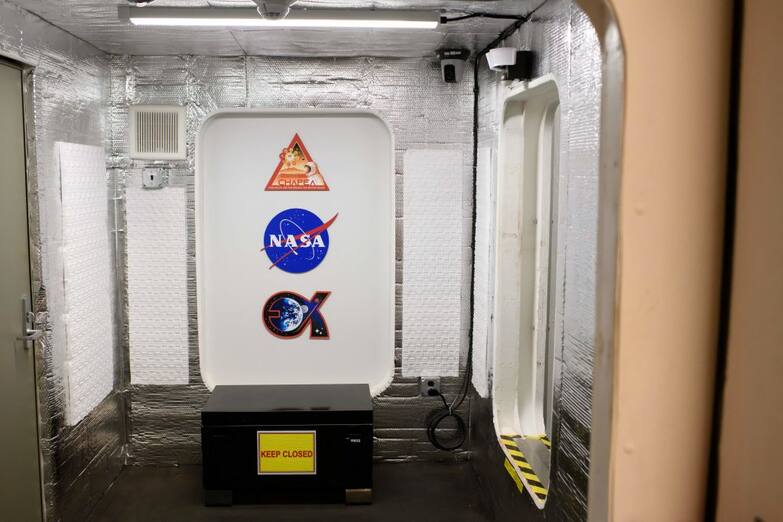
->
left=492, top=76, right=560, bottom=509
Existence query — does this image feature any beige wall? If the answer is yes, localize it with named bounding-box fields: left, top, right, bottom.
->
left=717, top=2, right=783, bottom=520
left=608, top=0, right=732, bottom=519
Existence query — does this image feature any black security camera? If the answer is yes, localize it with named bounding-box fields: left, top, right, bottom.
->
left=438, top=49, right=470, bottom=84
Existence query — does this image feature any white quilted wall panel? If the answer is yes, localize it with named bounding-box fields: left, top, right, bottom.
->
left=57, top=142, right=115, bottom=426
left=402, top=149, right=463, bottom=377
left=471, top=147, right=493, bottom=397
left=127, top=186, right=189, bottom=385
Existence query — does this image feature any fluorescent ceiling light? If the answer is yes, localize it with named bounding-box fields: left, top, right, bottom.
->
left=120, top=7, right=440, bottom=29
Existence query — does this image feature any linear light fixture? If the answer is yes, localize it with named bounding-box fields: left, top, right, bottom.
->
left=119, top=7, right=440, bottom=29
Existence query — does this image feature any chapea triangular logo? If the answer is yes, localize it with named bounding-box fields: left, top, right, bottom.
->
left=265, top=133, right=329, bottom=191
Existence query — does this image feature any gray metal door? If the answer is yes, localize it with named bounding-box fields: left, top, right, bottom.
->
left=0, top=60, right=43, bottom=521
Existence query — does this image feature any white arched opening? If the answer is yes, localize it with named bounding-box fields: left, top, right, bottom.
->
left=492, top=76, right=560, bottom=509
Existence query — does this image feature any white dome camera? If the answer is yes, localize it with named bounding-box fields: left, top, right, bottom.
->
left=486, top=47, right=518, bottom=72
left=253, top=0, right=295, bottom=19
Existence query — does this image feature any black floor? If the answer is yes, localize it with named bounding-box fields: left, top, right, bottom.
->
left=87, top=463, right=490, bottom=522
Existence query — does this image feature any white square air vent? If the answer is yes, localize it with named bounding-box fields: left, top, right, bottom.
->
left=129, top=105, right=186, bottom=160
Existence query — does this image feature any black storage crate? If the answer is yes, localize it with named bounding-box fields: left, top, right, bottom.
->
left=201, top=384, right=373, bottom=506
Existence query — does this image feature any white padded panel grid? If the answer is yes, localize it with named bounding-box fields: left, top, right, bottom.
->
left=57, top=142, right=115, bottom=426
left=402, top=149, right=463, bottom=377
left=127, top=186, right=189, bottom=385
left=471, top=147, right=493, bottom=397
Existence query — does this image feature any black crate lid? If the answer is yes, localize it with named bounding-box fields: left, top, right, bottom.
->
left=202, top=384, right=372, bottom=426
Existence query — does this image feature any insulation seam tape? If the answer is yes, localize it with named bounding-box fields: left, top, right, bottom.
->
left=500, top=434, right=548, bottom=509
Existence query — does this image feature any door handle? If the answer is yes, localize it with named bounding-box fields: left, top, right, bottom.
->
left=17, top=296, right=42, bottom=348
left=17, top=327, right=43, bottom=342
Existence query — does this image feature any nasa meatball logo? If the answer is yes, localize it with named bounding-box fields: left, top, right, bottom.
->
left=262, top=291, right=330, bottom=340
left=261, top=208, right=338, bottom=273
left=265, top=133, right=329, bottom=191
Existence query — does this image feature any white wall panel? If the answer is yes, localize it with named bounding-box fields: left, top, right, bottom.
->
left=402, top=149, right=463, bottom=377
left=57, top=142, right=114, bottom=425
left=471, top=146, right=493, bottom=397
left=127, top=186, right=189, bottom=385
left=196, top=110, right=395, bottom=394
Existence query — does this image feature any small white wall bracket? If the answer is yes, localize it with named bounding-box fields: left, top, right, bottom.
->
left=142, top=167, right=167, bottom=189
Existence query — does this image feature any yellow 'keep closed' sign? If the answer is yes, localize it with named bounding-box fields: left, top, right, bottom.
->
left=257, top=431, right=317, bottom=475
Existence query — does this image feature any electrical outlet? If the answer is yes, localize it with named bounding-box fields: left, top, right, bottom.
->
left=419, top=377, right=441, bottom=397
left=142, top=168, right=167, bottom=189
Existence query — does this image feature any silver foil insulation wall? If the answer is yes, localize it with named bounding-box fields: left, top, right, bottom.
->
left=0, top=1, right=124, bottom=521
left=0, top=0, right=604, bottom=519
left=108, top=55, right=476, bottom=465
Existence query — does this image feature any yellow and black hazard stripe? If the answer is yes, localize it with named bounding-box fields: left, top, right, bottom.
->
left=500, top=434, right=520, bottom=446
left=526, top=434, right=552, bottom=449
left=499, top=434, right=548, bottom=506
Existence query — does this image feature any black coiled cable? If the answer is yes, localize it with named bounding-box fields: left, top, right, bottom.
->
left=425, top=391, right=467, bottom=451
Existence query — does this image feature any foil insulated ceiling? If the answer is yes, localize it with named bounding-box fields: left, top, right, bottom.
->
left=11, top=0, right=539, bottom=57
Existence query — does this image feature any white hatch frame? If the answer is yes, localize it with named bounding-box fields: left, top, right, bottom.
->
left=492, top=76, right=561, bottom=508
